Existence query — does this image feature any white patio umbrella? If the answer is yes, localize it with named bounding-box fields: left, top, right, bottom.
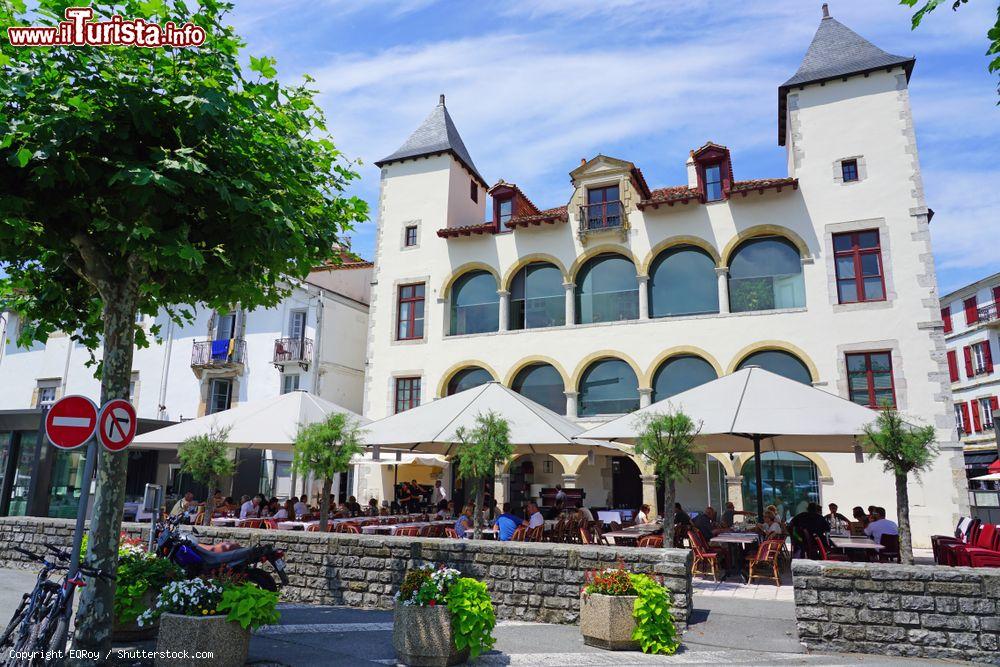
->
left=362, top=382, right=629, bottom=458
left=351, top=453, right=447, bottom=468
left=971, top=473, right=1000, bottom=482
left=579, top=366, right=883, bottom=518
left=132, top=390, right=369, bottom=450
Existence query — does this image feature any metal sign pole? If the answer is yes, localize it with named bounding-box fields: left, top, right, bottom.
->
left=67, top=440, right=98, bottom=577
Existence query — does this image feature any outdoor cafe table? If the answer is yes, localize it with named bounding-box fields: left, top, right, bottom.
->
left=362, top=520, right=454, bottom=536
left=603, top=523, right=661, bottom=546
left=829, top=535, right=885, bottom=553
left=210, top=517, right=242, bottom=527
left=709, top=532, right=760, bottom=581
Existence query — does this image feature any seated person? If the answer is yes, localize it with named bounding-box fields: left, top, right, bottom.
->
left=635, top=504, right=652, bottom=525
left=720, top=501, right=736, bottom=528
left=454, top=504, right=474, bottom=538
left=789, top=502, right=830, bottom=554
left=674, top=503, right=692, bottom=526
left=824, top=503, right=851, bottom=532
left=851, top=506, right=870, bottom=531
left=577, top=505, right=595, bottom=523
left=692, top=506, right=720, bottom=542
left=367, top=498, right=379, bottom=516
left=272, top=499, right=292, bottom=520
left=757, top=511, right=783, bottom=540
left=170, top=492, right=195, bottom=519
left=346, top=496, right=362, bottom=515
left=434, top=499, right=450, bottom=520
left=864, top=507, right=899, bottom=544
left=525, top=501, right=544, bottom=531
left=493, top=512, right=521, bottom=541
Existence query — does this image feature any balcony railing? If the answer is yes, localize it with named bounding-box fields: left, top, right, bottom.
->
left=977, top=302, right=1000, bottom=327
left=191, top=338, right=246, bottom=370
left=273, top=337, right=313, bottom=367
left=580, top=200, right=623, bottom=231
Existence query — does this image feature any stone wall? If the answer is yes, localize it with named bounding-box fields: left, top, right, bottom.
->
left=0, top=517, right=692, bottom=628
left=792, top=560, right=999, bottom=665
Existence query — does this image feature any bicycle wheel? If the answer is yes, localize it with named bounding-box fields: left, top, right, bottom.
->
left=0, top=593, right=29, bottom=650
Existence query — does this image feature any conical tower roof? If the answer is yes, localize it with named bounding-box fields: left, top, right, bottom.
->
left=375, top=95, right=486, bottom=186
left=778, top=6, right=914, bottom=145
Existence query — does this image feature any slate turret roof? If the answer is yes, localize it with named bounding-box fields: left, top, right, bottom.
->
left=777, top=6, right=915, bottom=145
left=375, top=95, right=486, bottom=186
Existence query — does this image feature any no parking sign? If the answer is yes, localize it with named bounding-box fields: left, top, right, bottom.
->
left=97, top=399, right=137, bottom=452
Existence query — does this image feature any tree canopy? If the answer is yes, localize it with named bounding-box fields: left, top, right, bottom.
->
left=178, top=426, right=234, bottom=525
left=453, top=411, right=513, bottom=538
left=292, top=412, right=365, bottom=531
left=632, top=410, right=701, bottom=540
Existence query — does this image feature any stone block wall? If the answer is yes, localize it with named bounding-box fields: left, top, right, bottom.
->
left=792, top=560, right=1000, bottom=665
left=0, top=517, right=693, bottom=628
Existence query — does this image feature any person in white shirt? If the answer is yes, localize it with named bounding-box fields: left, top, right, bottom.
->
left=431, top=480, right=447, bottom=505
left=635, top=504, right=651, bottom=525
left=293, top=496, right=308, bottom=519
left=757, top=511, right=783, bottom=540
left=239, top=495, right=261, bottom=519
left=864, top=507, right=899, bottom=545
left=526, top=502, right=544, bottom=530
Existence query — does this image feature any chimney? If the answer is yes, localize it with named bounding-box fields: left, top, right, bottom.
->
left=439, top=94, right=446, bottom=106
left=821, top=3, right=829, bottom=18
left=580, top=158, right=586, bottom=166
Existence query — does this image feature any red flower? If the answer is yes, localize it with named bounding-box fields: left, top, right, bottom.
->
left=429, top=600, right=436, bottom=607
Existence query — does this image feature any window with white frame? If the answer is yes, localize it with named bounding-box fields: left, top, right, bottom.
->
left=288, top=310, right=306, bottom=340
left=972, top=341, right=991, bottom=375
left=955, top=404, right=965, bottom=434
left=980, top=397, right=995, bottom=430
left=35, top=380, right=59, bottom=408
left=129, top=372, right=139, bottom=403
left=208, top=379, right=232, bottom=414
left=281, top=374, right=300, bottom=394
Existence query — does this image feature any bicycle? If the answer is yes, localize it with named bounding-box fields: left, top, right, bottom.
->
left=1, top=544, right=111, bottom=666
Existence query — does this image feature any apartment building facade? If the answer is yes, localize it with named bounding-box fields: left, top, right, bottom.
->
left=361, top=10, right=967, bottom=545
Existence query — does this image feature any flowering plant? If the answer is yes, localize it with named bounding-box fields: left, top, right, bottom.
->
left=581, top=564, right=679, bottom=655
left=137, top=578, right=223, bottom=627
left=394, top=564, right=460, bottom=607
left=583, top=565, right=636, bottom=597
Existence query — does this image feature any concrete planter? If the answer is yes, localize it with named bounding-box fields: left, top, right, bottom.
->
left=154, top=613, right=250, bottom=667
left=112, top=589, right=157, bottom=641
left=580, top=593, right=639, bottom=651
left=393, top=604, right=470, bottom=667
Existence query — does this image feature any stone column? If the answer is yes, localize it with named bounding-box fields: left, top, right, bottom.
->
left=725, top=475, right=743, bottom=511
left=715, top=267, right=730, bottom=314
left=497, top=290, right=510, bottom=332
left=563, top=282, right=575, bottom=325
left=561, top=474, right=578, bottom=488
left=639, top=387, right=653, bottom=408
left=565, top=391, right=579, bottom=419
left=495, top=472, right=510, bottom=508
left=640, top=474, right=658, bottom=514
left=637, top=275, right=650, bottom=320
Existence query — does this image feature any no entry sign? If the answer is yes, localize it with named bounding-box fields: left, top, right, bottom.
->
left=45, top=395, right=99, bottom=450
left=97, top=399, right=137, bottom=452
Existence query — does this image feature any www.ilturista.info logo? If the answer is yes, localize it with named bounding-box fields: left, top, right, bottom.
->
left=7, top=6, right=205, bottom=48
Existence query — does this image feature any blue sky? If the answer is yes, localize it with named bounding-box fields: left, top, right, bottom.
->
left=232, top=1, right=994, bottom=294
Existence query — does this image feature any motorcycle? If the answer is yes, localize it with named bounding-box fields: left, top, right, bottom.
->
left=153, top=516, right=289, bottom=591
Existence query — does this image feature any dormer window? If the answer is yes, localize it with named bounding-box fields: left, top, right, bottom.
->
left=704, top=164, right=723, bottom=201
left=497, top=197, right=513, bottom=226
left=585, top=185, right=621, bottom=229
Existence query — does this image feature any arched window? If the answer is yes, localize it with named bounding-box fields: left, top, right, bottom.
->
left=741, top=452, right=819, bottom=522
left=728, top=236, right=805, bottom=313
left=737, top=350, right=812, bottom=384
left=578, top=359, right=639, bottom=417
left=509, top=263, right=564, bottom=330
left=447, top=367, right=493, bottom=396
left=575, top=254, right=638, bottom=324
left=651, top=355, right=718, bottom=402
left=512, top=363, right=565, bottom=414
left=648, top=246, right=719, bottom=317
left=450, top=271, right=499, bottom=335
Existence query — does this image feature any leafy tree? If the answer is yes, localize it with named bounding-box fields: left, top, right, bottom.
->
left=292, top=413, right=365, bottom=532
left=177, top=427, right=234, bottom=526
left=453, top=412, right=513, bottom=540
left=862, top=407, right=937, bottom=565
left=0, top=0, right=367, bottom=652
left=632, top=411, right=701, bottom=546
left=901, top=0, right=1000, bottom=94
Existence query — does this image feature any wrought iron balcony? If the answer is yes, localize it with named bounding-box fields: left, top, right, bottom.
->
left=190, top=338, right=246, bottom=374
left=977, top=302, right=1000, bottom=328
left=273, top=337, right=313, bottom=369
left=579, top=200, right=624, bottom=231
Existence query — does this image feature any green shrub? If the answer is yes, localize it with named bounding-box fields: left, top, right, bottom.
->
left=217, top=583, right=280, bottom=630
left=630, top=574, right=680, bottom=655
left=445, top=577, right=496, bottom=658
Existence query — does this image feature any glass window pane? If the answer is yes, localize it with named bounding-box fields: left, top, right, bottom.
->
left=849, top=375, right=869, bottom=392
left=728, top=237, right=804, bottom=312
left=869, top=353, right=891, bottom=371
left=652, top=356, right=718, bottom=402
left=512, top=364, right=566, bottom=415
left=832, top=234, right=853, bottom=252
left=447, top=368, right=493, bottom=396
left=523, top=263, right=565, bottom=329
left=578, top=359, right=639, bottom=416
left=846, top=354, right=868, bottom=372
left=741, top=452, right=818, bottom=522
left=835, top=256, right=856, bottom=279
left=860, top=253, right=881, bottom=276
left=414, top=284, right=425, bottom=297
left=737, top=350, right=811, bottom=384
left=857, top=231, right=879, bottom=249
left=863, top=278, right=884, bottom=301
left=648, top=247, right=719, bottom=317
left=450, top=271, right=499, bottom=335
left=575, top=254, right=638, bottom=324
left=838, top=280, right=858, bottom=303
left=874, top=390, right=894, bottom=407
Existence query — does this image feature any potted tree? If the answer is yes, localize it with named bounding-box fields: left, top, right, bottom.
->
left=292, top=413, right=365, bottom=532
left=632, top=410, right=701, bottom=543
left=581, top=565, right=680, bottom=654
left=393, top=565, right=496, bottom=666
left=178, top=426, right=234, bottom=526
left=452, top=412, right=513, bottom=539
left=140, top=575, right=279, bottom=667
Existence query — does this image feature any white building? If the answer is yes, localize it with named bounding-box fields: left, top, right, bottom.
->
left=940, top=272, right=1000, bottom=523
left=359, top=9, right=967, bottom=546
left=0, top=258, right=371, bottom=518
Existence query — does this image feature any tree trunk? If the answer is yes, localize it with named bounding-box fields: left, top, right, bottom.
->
left=662, top=477, right=676, bottom=548
left=473, top=475, right=484, bottom=540
left=72, top=286, right=138, bottom=658
left=203, top=478, right=217, bottom=527
left=895, top=472, right=913, bottom=565
left=320, top=477, right=332, bottom=532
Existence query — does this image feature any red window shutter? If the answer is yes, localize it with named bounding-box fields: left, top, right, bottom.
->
left=947, top=350, right=959, bottom=382
left=964, top=296, right=979, bottom=325
left=994, top=286, right=1000, bottom=311
left=964, top=346, right=974, bottom=377
left=959, top=402, right=970, bottom=433
left=991, top=396, right=999, bottom=413
left=983, top=342, right=994, bottom=373
left=971, top=401, right=982, bottom=432
left=941, top=307, right=953, bottom=334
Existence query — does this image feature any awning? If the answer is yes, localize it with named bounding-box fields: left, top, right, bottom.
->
left=964, top=450, right=998, bottom=470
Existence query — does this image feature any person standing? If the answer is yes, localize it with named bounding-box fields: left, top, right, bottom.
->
left=431, top=480, right=447, bottom=505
